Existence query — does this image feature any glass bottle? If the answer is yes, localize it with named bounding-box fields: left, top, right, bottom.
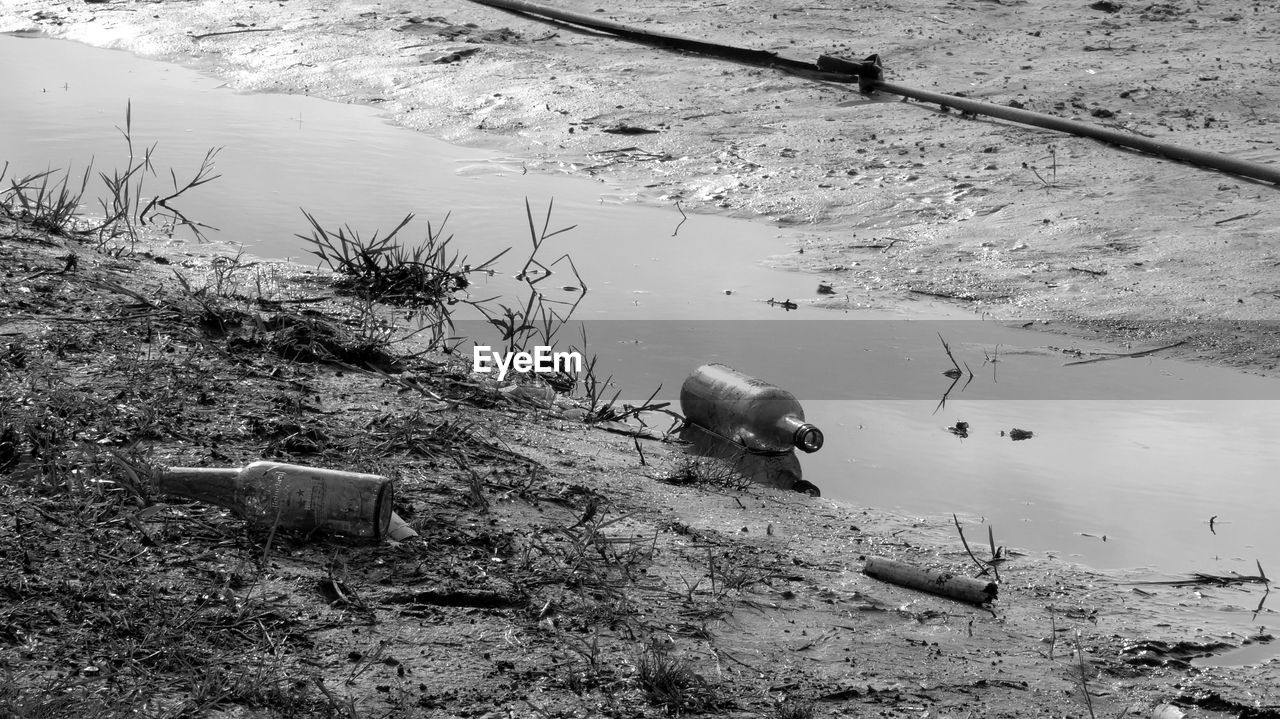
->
left=679, top=363, right=824, bottom=454
left=156, top=461, right=393, bottom=539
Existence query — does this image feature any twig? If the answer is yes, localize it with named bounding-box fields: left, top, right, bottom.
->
left=846, top=237, right=902, bottom=252
left=260, top=506, right=283, bottom=568
left=707, top=545, right=717, bottom=597
left=938, top=333, right=961, bottom=374
left=190, top=27, right=282, bottom=40
left=1253, top=585, right=1271, bottom=621
left=932, top=373, right=959, bottom=415
left=1048, top=614, right=1058, bottom=661
left=672, top=200, right=687, bottom=237
left=713, top=646, right=764, bottom=673
left=938, top=332, right=971, bottom=380
left=1074, top=631, right=1096, bottom=719
left=1063, top=340, right=1186, bottom=366
left=910, top=288, right=978, bottom=302
left=1214, top=211, right=1260, bottom=225
left=952, top=513, right=1000, bottom=582
left=953, top=513, right=985, bottom=572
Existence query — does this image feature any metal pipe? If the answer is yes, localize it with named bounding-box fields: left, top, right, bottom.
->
left=466, top=0, right=828, bottom=75
left=876, top=80, right=1280, bottom=185
left=815, top=55, right=1280, bottom=186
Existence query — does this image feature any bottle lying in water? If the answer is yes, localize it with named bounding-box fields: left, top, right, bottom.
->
left=156, top=461, right=394, bottom=539
left=679, top=363, right=824, bottom=454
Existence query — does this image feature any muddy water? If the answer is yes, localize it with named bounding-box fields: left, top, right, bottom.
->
left=0, top=33, right=817, bottom=318
left=4, top=34, right=1277, bottom=654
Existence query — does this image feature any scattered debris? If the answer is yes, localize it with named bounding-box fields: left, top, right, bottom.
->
left=1132, top=561, right=1270, bottom=588
left=601, top=124, right=661, bottom=135
left=428, top=47, right=481, bottom=63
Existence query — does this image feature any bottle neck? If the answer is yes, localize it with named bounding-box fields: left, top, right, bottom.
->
left=155, top=467, right=242, bottom=508
left=776, top=415, right=824, bottom=453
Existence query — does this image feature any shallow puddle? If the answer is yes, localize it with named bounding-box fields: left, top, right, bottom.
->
left=1193, top=638, right=1279, bottom=669
left=4, top=33, right=1277, bottom=647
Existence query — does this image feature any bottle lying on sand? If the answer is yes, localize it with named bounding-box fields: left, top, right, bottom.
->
left=156, top=461, right=393, bottom=539
left=680, top=363, right=824, bottom=454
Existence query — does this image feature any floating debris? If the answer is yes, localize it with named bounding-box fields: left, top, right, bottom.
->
left=1133, top=566, right=1270, bottom=588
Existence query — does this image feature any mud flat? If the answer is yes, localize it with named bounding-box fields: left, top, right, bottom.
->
left=4, top=0, right=1279, bottom=372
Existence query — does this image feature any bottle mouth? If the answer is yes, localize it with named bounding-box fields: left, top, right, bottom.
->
left=794, top=425, right=824, bottom=453
left=374, top=481, right=395, bottom=538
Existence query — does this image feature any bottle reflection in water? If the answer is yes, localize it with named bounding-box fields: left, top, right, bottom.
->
left=679, top=423, right=820, bottom=496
